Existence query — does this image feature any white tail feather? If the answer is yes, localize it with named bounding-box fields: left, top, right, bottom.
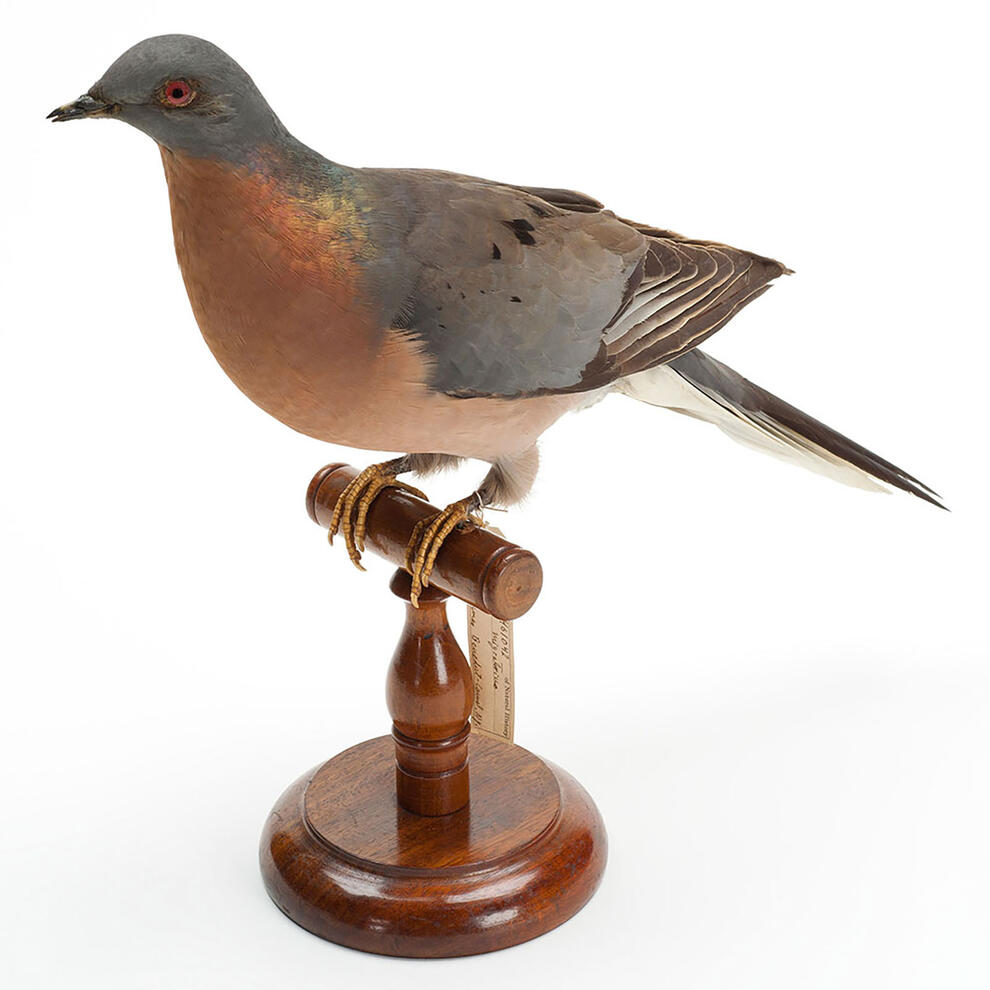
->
left=615, top=364, right=887, bottom=493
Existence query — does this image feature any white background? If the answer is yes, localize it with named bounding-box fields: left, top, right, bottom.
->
left=2, top=1, right=987, bottom=987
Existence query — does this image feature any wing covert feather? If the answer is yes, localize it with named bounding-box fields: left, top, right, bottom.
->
left=360, top=169, right=789, bottom=398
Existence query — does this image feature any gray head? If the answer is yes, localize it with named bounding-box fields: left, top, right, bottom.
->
left=48, top=35, right=287, bottom=159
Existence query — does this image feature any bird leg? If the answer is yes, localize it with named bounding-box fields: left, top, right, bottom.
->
left=328, top=458, right=426, bottom=570
left=405, top=492, right=486, bottom=607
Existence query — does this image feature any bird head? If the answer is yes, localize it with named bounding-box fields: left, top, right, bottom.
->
left=47, top=34, right=285, bottom=159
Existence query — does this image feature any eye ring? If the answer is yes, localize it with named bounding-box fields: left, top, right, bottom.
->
left=162, top=79, right=195, bottom=108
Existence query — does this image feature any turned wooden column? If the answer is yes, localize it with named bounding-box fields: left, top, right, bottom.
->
left=386, top=569, right=473, bottom=816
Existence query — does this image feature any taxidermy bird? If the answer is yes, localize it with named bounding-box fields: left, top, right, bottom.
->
left=49, top=35, right=941, bottom=604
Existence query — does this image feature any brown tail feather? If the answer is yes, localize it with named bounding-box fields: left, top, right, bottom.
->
left=669, top=349, right=944, bottom=508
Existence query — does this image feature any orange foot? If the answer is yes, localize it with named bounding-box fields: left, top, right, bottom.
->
left=328, top=460, right=426, bottom=570
left=405, top=495, right=484, bottom=607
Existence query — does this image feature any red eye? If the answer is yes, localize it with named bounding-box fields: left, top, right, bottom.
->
left=163, top=80, right=194, bottom=107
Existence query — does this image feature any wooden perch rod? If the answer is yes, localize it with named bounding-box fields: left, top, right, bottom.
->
left=306, top=464, right=542, bottom=620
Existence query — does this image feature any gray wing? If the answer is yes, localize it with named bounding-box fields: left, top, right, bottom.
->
left=362, top=169, right=789, bottom=398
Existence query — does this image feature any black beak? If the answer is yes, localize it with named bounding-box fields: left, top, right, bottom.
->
left=47, top=93, right=117, bottom=122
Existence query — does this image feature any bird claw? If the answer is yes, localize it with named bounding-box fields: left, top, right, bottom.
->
left=328, top=461, right=426, bottom=570
left=405, top=495, right=483, bottom=607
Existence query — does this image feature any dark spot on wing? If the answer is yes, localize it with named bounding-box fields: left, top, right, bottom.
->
left=510, top=296, right=521, bottom=303
left=527, top=202, right=551, bottom=218
left=502, top=218, right=536, bottom=246
left=492, top=243, right=501, bottom=260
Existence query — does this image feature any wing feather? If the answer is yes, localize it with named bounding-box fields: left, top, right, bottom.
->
left=363, top=169, right=790, bottom=398
left=599, top=236, right=789, bottom=381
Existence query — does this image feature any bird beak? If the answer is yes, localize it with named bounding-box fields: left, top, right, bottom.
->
left=47, top=93, right=117, bottom=122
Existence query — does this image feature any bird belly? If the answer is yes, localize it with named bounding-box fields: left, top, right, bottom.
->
left=185, top=281, right=579, bottom=459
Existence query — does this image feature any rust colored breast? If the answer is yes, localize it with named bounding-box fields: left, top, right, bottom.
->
left=160, top=148, right=387, bottom=439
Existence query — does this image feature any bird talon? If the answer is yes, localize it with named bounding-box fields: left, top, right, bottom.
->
left=404, top=516, right=429, bottom=573
left=405, top=496, right=483, bottom=606
left=328, top=460, right=415, bottom=570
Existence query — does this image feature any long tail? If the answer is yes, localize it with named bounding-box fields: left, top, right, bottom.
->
left=616, top=349, right=943, bottom=507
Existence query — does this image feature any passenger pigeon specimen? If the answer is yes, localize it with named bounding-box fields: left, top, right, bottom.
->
left=49, top=35, right=941, bottom=603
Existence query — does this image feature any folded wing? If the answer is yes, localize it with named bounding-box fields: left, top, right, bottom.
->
left=368, top=170, right=789, bottom=398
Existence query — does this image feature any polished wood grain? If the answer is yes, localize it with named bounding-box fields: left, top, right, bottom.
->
left=386, top=569, right=473, bottom=816
left=305, top=736, right=561, bottom=869
left=260, top=734, right=606, bottom=957
left=307, top=463, right=542, bottom=620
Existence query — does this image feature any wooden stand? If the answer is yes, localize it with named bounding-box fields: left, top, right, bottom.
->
left=259, top=465, right=606, bottom=957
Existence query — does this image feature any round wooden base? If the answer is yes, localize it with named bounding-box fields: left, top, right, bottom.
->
left=260, top=734, right=607, bottom=957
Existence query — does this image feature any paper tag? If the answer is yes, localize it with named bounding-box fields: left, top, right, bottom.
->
left=467, top=605, right=514, bottom=743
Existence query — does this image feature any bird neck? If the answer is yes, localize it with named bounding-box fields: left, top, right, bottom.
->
left=160, top=139, right=362, bottom=242
left=158, top=142, right=371, bottom=305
